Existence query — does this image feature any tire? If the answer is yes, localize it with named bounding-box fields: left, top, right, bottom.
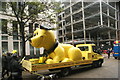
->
left=92, top=61, right=98, bottom=68
left=60, top=67, right=71, bottom=77
left=118, top=57, right=120, bottom=60
left=49, top=68, right=59, bottom=71
left=98, top=59, right=103, bottom=67
left=114, top=57, right=117, bottom=59
left=92, top=59, right=103, bottom=68
left=49, top=69, right=55, bottom=71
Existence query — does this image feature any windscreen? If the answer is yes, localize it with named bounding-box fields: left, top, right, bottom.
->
left=78, top=46, right=89, bottom=51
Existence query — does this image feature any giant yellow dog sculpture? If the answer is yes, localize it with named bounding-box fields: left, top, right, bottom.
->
left=29, top=25, right=82, bottom=64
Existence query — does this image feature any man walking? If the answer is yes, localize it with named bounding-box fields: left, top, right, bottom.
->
left=8, top=51, right=24, bottom=80
left=107, top=48, right=112, bottom=59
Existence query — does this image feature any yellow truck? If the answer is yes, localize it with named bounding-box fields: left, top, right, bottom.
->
left=22, top=44, right=104, bottom=76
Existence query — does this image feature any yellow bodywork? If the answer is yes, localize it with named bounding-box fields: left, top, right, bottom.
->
left=29, top=58, right=39, bottom=64
left=76, top=44, right=103, bottom=60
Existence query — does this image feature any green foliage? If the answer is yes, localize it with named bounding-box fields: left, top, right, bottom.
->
left=2, top=1, right=62, bottom=24
left=1, top=1, right=63, bottom=57
left=1, top=1, right=63, bottom=35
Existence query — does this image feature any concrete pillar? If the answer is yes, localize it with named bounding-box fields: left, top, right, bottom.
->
left=115, top=2, right=118, bottom=40
left=0, top=20, right=2, bottom=55
left=118, top=6, right=120, bottom=40
left=7, top=21, right=13, bottom=52
left=100, top=0, right=103, bottom=26
left=34, top=47, right=36, bottom=56
left=70, top=0, right=74, bottom=45
left=26, top=41, right=30, bottom=55
left=82, top=0, right=86, bottom=44
left=18, top=41, right=21, bottom=56
left=0, top=19, right=2, bottom=79
left=8, top=36, right=13, bottom=52
left=61, top=14, right=64, bottom=43
left=107, top=1, right=111, bottom=45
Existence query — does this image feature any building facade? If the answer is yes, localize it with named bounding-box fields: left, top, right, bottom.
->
left=0, top=17, right=43, bottom=57
left=0, top=2, right=44, bottom=57
left=0, top=2, right=58, bottom=57
left=57, top=0, right=120, bottom=47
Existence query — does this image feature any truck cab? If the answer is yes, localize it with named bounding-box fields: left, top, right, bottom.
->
left=76, top=44, right=103, bottom=60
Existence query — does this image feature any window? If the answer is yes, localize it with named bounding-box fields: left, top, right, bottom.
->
left=13, top=42, right=19, bottom=55
left=36, top=48, right=40, bottom=56
left=92, top=46, right=97, bottom=53
left=78, top=46, right=89, bottom=51
left=2, top=36, right=8, bottom=40
left=2, top=19, right=8, bottom=34
left=1, top=2, right=6, bottom=11
left=13, top=21, right=18, bottom=40
left=2, top=42, right=8, bottom=53
left=30, top=44, right=34, bottom=56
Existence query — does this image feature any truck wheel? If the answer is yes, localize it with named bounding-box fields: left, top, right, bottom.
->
left=92, top=61, right=98, bottom=68
left=114, top=57, right=117, bottom=59
left=98, top=60, right=103, bottom=67
left=118, top=57, right=120, bottom=60
left=92, top=59, right=103, bottom=68
left=49, top=69, right=55, bottom=71
left=60, top=68, right=71, bottom=77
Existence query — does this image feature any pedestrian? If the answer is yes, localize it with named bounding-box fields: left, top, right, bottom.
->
left=2, top=52, right=8, bottom=79
left=8, top=51, right=24, bottom=80
left=107, top=48, right=111, bottom=59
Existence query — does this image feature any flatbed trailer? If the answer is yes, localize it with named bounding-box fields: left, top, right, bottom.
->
left=22, top=58, right=103, bottom=72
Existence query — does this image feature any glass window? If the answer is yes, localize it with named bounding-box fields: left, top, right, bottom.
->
left=78, top=46, right=89, bottom=51
left=13, top=42, right=19, bottom=55
left=92, top=46, right=97, bottom=53
left=30, top=44, right=34, bottom=56
left=36, top=48, right=40, bottom=56
left=2, top=36, right=8, bottom=40
left=13, top=21, right=18, bottom=40
left=2, top=42, right=8, bottom=53
left=1, top=2, right=6, bottom=11
left=2, top=19, right=8, bottom=34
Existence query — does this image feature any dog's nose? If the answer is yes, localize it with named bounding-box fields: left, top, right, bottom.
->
left=29, top=39, right=32, bottom=43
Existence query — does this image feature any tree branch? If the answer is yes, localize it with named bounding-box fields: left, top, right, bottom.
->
left=20, top=2, right=26, bottom=22
left=24, top=14, right=34, bottom=24
left=10, top=2, right=21, bottom=23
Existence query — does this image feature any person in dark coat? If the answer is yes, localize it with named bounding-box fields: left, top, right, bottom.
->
left=2, top=52, right=12, bottom=79
left=2, top=53, right=8, bottom=79
left=8, top=53, right=24, bottom=80
left=107, top=48, right=111, bottom=59
left=6, top=52, right=12, bottom=71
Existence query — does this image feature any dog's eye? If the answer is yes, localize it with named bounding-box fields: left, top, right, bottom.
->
left=36, top=33, right=38, bottom=35
left=33, top=34, right=36, bottom=36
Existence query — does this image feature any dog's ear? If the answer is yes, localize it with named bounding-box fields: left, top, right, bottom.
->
left=40, top=25, right=54, bottom=30
left=40, top=25, right=61, bottom=30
